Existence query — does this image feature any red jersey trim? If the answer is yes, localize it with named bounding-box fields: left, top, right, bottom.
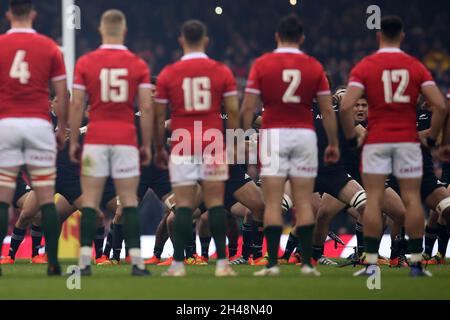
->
left=223, top=91, right=238, bottom=97
left=52, top=75, right=67, bottom=82
left=421, top=81, right=436, bottom=88
left=73, top=84, right=86, bottom=91
left=348, top=81, right=365, bottom=89
left=245, top=88, right=261, bottom=95
left=317, top=90, right=331, bottom=96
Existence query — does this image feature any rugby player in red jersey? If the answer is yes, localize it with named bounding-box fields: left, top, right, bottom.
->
left=69, top=9, right=153, bottom=276
left=0, top=0, right=68, bottom=276
left=241, top=14, right=340, bottom=276
left=154, top=20, right=239, bottom=277
left=340, top=16, right=448, bottom=277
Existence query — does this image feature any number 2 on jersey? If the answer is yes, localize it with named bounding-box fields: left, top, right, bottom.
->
left=382, top=69, right=410, bottom=103
left=10, top=50, right=31, bottom=85
left=100, top=68, right=129, bottom=103
left=282, top=69, right=301, bottom=103
left=182, top=77, right=211, bottom=111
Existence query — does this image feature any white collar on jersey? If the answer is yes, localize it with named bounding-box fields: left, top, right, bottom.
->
left=377, top=47, right=403, bottom=53
left=6, top=28, right=37, bottom=34
left=181, top=52, right=208, bottom=61
left=99, top=44, right=128, bottom=50
left=274, top=48, right=303, bottom=54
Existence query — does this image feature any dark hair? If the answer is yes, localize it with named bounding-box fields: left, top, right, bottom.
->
left=9, top=0, right=33, bottom=17
left=277, top=14, right=303, bottom=43
left=181, top=20, right=207, bottom=45
left=381, top=16, right=403, bottom=40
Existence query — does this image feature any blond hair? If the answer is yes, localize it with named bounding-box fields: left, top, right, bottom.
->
left=100, top=9, right=127, bottom=37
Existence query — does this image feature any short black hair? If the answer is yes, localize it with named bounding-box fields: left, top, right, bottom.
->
left=181, top=20, right=207, bottom=45
left=277, top=14, right=303, bottom=43
left=9, top=0, right=33, bottom=17
left=381, top=16, right=403, bottom=40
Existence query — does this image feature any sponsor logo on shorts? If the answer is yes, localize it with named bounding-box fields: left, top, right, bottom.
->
left=116, top=166, right=139, bottom=174
left=399, top=166, right=422, bottom=174
left=29, top=154, right=54, bottom=162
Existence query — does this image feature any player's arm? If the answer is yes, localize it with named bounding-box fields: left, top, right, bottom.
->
left=225, top=95, right=239, bottom=130
left=68, top=89, right=86, bottom=164
left=421, top=85, right=447, bottom=145
left=138, top=87, right=154, bottom=166
left=241, top=93, right=260, bottom=131
left=317, top=93, right=340, bottom=164
left=154, top=101, right=169, bottom=169
left=340, top=86, right=364, bottom=143
left=52, top=80, right=69, bottom=149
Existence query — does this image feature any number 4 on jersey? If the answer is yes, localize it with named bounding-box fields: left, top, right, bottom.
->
left=10, top=50, right=31, bottom=85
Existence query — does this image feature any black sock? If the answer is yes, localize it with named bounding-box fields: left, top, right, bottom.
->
left=282, top=232, right=299, bottom=260
left=208, top=206, right=227, bottom=260
left=122, top=207, right=141, bottom=250
left=408, top=238, right=423, bottom=255
left=200, top=236, right=211, bottom=259
left=424, top=226, right=438, bottom=256
left=173, top=207, right=193, bottom=261
left=436, top=223, right=449, bottom=256
left=184, top=223, right=197, bottom=258
left=228, top=241, right=238, bottom=258
left=364, top=236, right=380, bottom=255
left=264, top=226, right=282, bottom=268
left=41, top=203, right=60, bottom=266
left=80, top=207, right=96, bottom=247
left=296, top=225, right=315, bottom=267
left=312, top=245, right=324, bottom=261
left=0, top=203, right=9, bottom=258
left=153, top=244, right=164, bottom=259
left=112, top=223, right=123, bottom=261
left=103, top=224, right=113, bottom=258
left=252, top=221, right=264, bottom=259
left=9, top=227, right=26, bottom=260
left=242, top=223, right=253, bottom=260
left=31, top=225, right=43, bottom=257
left=355, top=222, right=365, bottom=256
left=94, top=227, right=105, bottom=259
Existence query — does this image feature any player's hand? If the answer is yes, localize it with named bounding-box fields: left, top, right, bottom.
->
left=324, top=144, right=340, bottom=165
left=155, top=148, right=169, bottom=170
left=70, top=142, right=81, bottom=165
left=439, top=144, right=450, bottom=162
left=55, top=128, right=67, bottom=151
left=140, top=146, right=152, bottom=167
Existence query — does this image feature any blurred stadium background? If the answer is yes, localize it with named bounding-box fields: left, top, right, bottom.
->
left=1, top=0, right=449, bottom=257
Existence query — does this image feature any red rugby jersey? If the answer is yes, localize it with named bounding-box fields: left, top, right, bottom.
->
left=245, top=48, right=330, bottom=130
left=73, top=44, right=151, bottom=146
left=348, top=48, right=435, bottom=144
left=155, top=52, right=237, bottom=154
left=0, top=28, right=66, bottom=121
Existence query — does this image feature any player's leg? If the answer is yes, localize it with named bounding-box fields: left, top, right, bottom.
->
left=198, top=212, right=211, bottom=262
left=424, top=187, right=450, bottom=264
left=226, top=213, right=239, bottom=259
left=312, top=193, right=347, bottom=264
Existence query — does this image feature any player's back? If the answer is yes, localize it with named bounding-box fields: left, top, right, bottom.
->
left=74, top=45, right=150, bottom=145
left=0, top=29, right=66, bottom=121
left=247, top=48, right=329, bottom=130
left=349, top=48, right=434, bottom=144
left=157, top=53, right=236, bottom=134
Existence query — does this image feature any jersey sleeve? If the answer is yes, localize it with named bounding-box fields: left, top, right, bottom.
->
left=73, top=57, right=87, bottom=91
left=50, top=45, right=67, bottom=82
left=137, top=59, right=152, bottom=89
left=348, top=61, right=366, bottom=90
left=154, top=67, right=170, bottom=104
left=222, top=65, right=238, bottom=97
left=417, top=61, right=436, bottom=88
left=245, top=60, right=261, bottom=95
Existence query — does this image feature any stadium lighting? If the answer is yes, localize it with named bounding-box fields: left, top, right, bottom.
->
left=290, top=0, right=297, bottom=6
left=215, top=6, right=223, bottom=15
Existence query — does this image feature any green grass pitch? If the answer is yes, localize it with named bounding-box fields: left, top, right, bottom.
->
left=0, top=259, right=449, bottom=300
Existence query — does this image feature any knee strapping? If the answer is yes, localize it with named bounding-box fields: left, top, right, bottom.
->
left=350, top=190, right=367, bottom=210
left=436, top=197, right=450, bottom=215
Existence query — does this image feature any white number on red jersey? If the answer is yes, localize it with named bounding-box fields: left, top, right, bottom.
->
left=382, top=69, right=410, bottom=103
left=10, top=50, right=31, bottom=85
left=282, top=69, right=301, bottom=103
left=99, top=68, right=129, bottom=103
left=182, top=77, right=211, bottom=111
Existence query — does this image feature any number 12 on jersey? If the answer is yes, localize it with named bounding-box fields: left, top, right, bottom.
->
left=382, top=69, right=410, bottom=103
